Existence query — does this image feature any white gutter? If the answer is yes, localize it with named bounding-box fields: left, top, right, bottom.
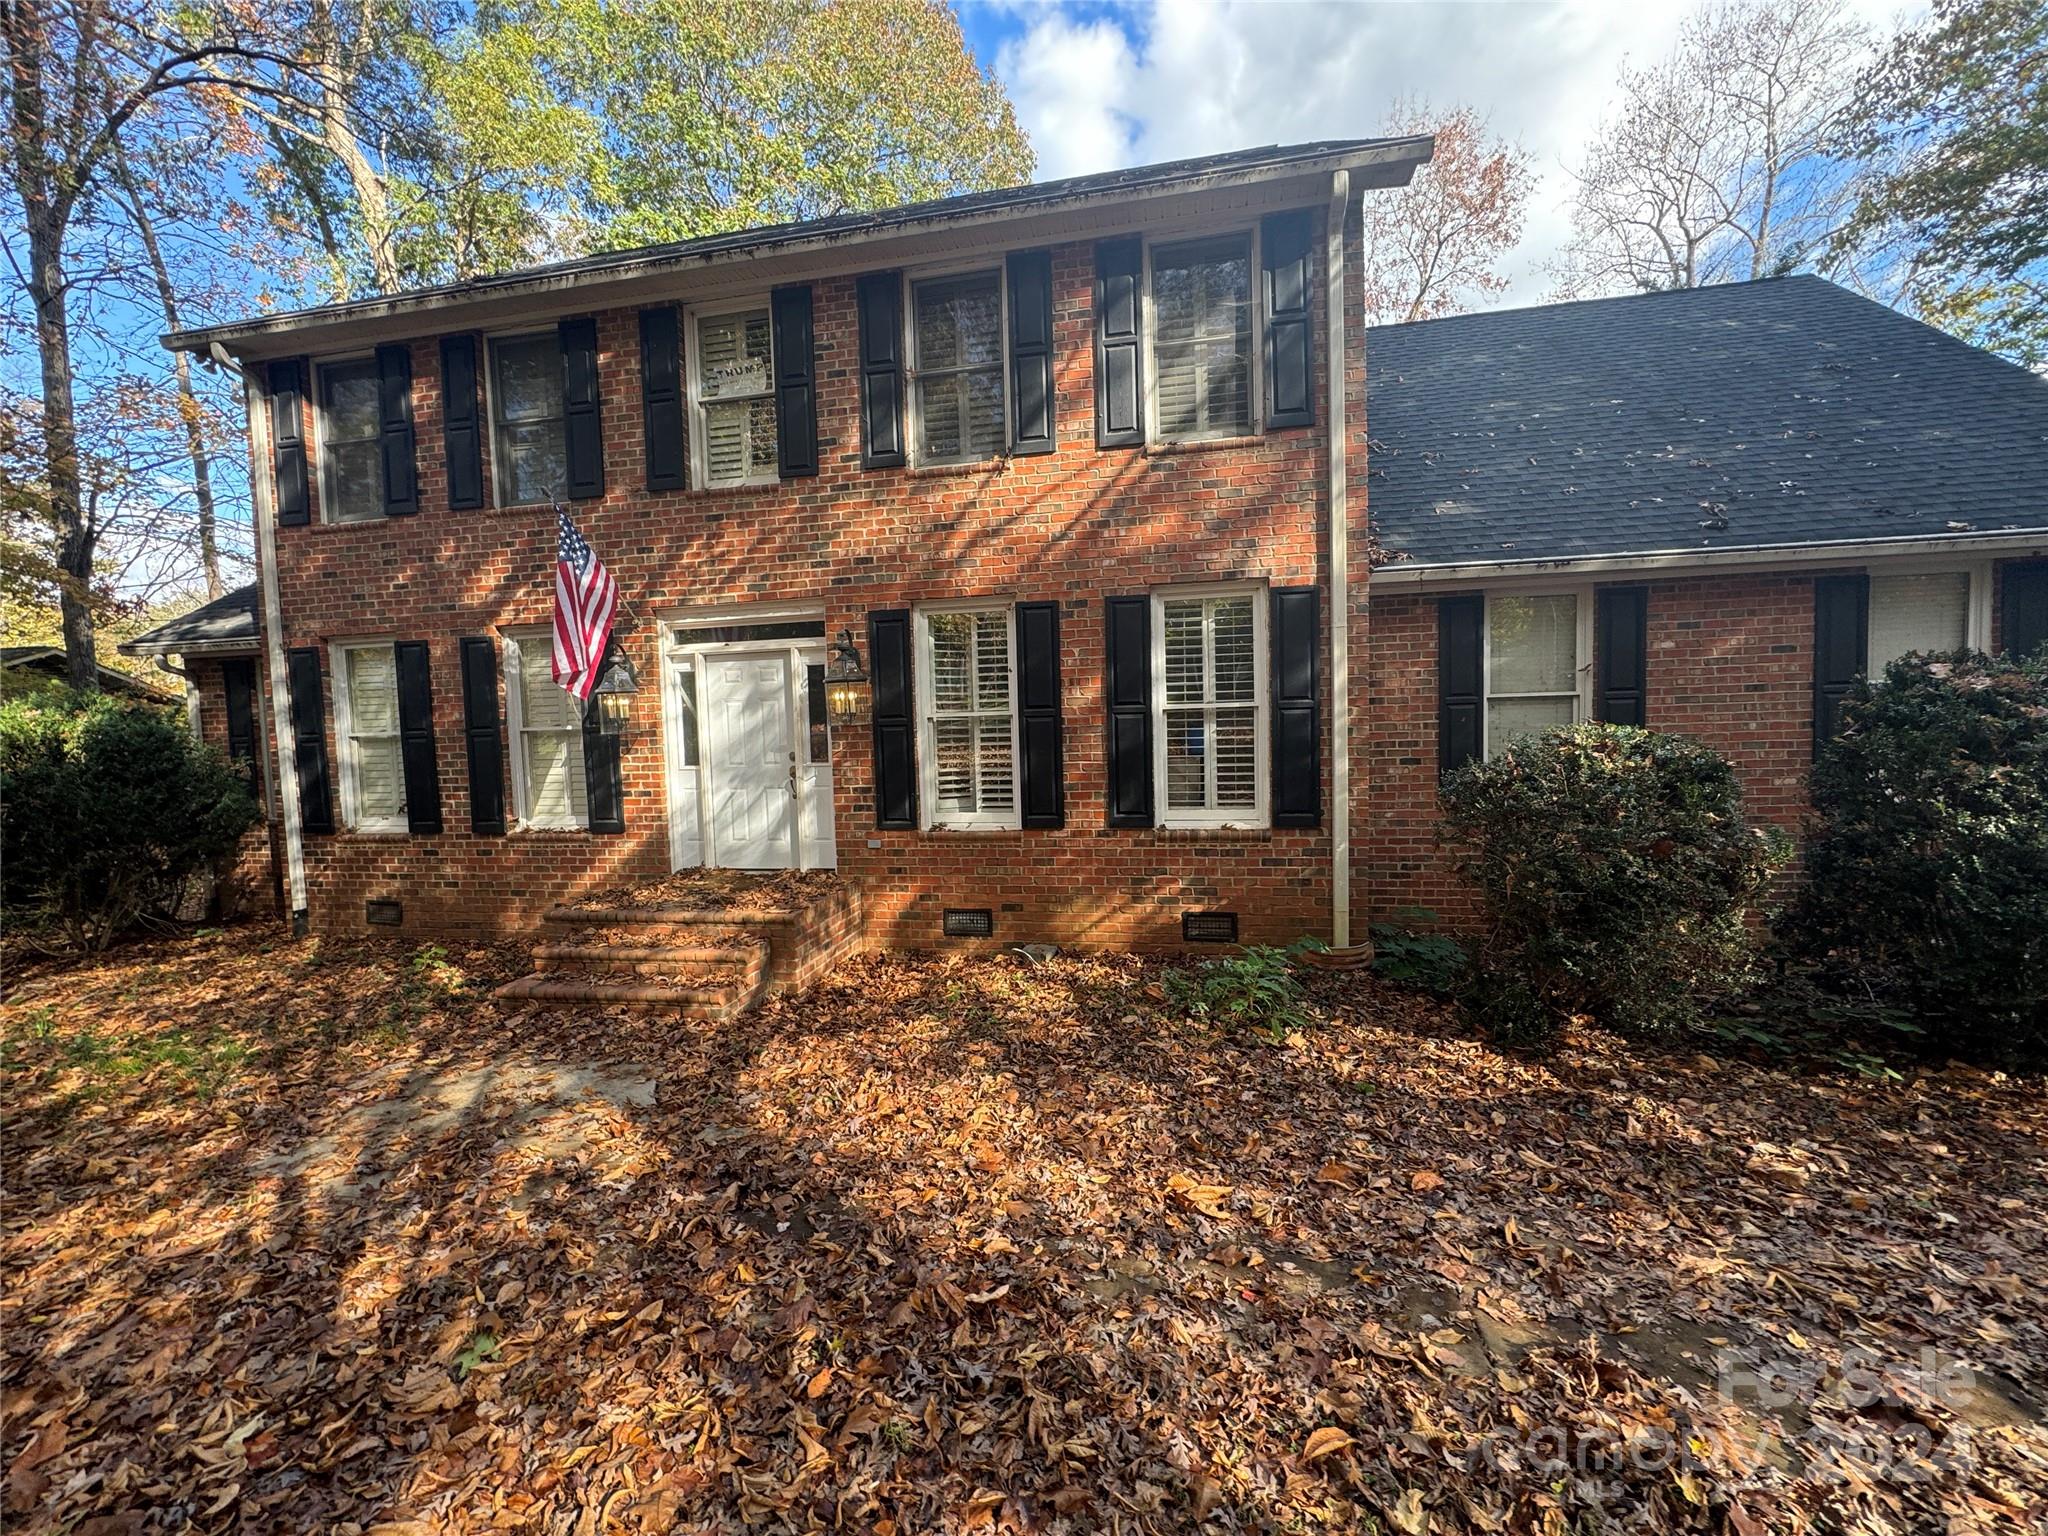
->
left=1370, top=530, right=2048, bottom=587
left=245, top=381, right=310, bottom=932
left=1326, top=169, right=1351, bottom=951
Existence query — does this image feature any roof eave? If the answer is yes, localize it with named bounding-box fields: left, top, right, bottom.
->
left=164, top=138, right=1433, bottom=357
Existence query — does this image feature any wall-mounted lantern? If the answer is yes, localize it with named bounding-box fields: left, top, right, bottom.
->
left=592, top=642, right=640, bottom=736
left=824, top=628, right=870, bottom=723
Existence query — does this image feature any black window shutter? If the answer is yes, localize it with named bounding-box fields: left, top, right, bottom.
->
left=869, top=609, right=917, bottom=829
left=559, top=315, right=605, bottom=500
left=640, top=306, right=685, bottom=491
left=1094, top=238, right=1144, bottom=448
left=1813, top=573, right=1870, bottom=753
left=1260, top=209, right=1315, bottom=430
left=375, top=343, right=418, bottom=517
left=439, top=335, right=485, bottom=510
left=1104, top=594, right=1154, bottom=826
left=1595, top=586, right=1649, bottom=727
left=268, top=359, right=309, bottom=525
left=1015, top=600, right=1064, bottom=827
left=855, top=273, right=905, bottom=469
left=771, top=284, right=819, bottom=478
left=1007, top=249, right=1056, bottom=456
left=1270, top=586, right=1320, bottom=827
left=393, top=641, right=442, bottom=835
left=222, top=657, right=259, bottom=778
left=458, top=636, right=506, bottom=835
left=1438, top=594, right=1484, bottom=775
left=581, top=682, right=625, bottom=834
left=2001, top=559, right=2048, bottom=660
left=286, top=646, right=334, bottom=834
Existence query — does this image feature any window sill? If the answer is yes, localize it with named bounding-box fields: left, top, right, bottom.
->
left=1144, top=434, right=1264, bottom=458
left=335, top=826, right=412, bottom=839
left=1148, top=824, right=1274, bottom=841
left=694, top=477, right=781, bottom=497
left=919, top=823, right=1026, bottom=837
left=514, top=822, right=593, bottom=836
left=906, top=458, right=1007, bottom=480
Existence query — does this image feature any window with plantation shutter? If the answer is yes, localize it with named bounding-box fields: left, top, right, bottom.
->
left=506, top=632, right=588, bottom=829
left=912, top=272, right=1005, bottom=465
left=336, top=643, right=406, bottom=832
left=1151, top=235, right=1252, bottom=442
left=1868, top=571, right=1969, bottom=670
left=1155, top=588, right=1264, bottom=825
left=918, top=607, right=1018, bottom=827
left=692, top=306, right=777, bottom=487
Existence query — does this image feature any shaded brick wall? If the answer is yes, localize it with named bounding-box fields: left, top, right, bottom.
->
left=187, top=655, right=283, bottom=920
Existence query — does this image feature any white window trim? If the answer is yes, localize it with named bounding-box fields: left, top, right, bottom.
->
left=1864, top=560, right=1990, bottom=666
left=501, top=627, right=586, bottom=832
left=330, top=638, right=408, bottom=834
left=1150, top=581, right=1269, bottom=829
left=484, top=329, right=567, bottom=511
left=903, top=263, right=1011, bottom=468
left=685, top=297, right=779, bottom=491
left=914, top=600, right=1022, bottom=831
left=1480, top=587, right=1595, bottom=761
left=312, top=351, right=382, bottom=526
left=1142, top=226, right=1263, bottom=448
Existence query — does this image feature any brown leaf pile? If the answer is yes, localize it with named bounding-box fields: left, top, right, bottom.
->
left=3, top=924, right=2045, bottom=1534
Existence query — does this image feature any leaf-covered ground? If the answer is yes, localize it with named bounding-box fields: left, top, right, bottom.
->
left=3, top=924, right=2044, bottom=1534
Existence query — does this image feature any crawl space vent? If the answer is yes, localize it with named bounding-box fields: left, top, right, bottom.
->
left=942, top=908, right=994, bottom=938
left=1182, top=911, right=1239, bottom=944
left=365, top=899, right=404, bottom=927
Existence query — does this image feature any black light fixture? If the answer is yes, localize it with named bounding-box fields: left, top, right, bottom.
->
left=824, top=628, right=870, bottom=723
left=592, top=640, right=640, bottom=736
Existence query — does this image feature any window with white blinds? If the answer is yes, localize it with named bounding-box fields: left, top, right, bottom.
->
left=507, top=632, right=587, bottom=829
left=911, top=271, right=1005, bottom=465
left=1868, top=571, right=1970, bottom=670
left=317, top=358, right=382, bottom=523
left=918, top=607, right=1017, bottom=827
left=1151, top=235, right=1253, bottom=442
left=1485, top=593, right=1582, bottom=757
left=692, top=307, right=777, bottom=487
left=337, top=643, right=406, bottom=831
left=1156, top=588, right=1264, bottom=823
left=488, top=332, right=567, bottom=507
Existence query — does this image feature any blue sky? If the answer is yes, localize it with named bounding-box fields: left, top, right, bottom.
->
left=951, top=0, right=1921, bottom=305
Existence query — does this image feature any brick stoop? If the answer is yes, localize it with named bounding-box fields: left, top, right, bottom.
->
left=491, top=880, right=865, bottom=1018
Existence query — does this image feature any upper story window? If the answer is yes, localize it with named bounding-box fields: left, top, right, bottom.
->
left=316, top=357, right=382, bottom=524
left=691, top=305, right=777, bottom=488
left=490, top=332, right=567, bottom=507
left=1869, top=570, right=1972, bottom=669
left=1485, top=593, right=1587, bottom=756
left=1156, top=586, right=1265, bottom=825
left=1150, top=234, right=1253, bottom=442
left=910, top=271, right=1004, bottom=465
left=333, top=641, right=406, bottom=832
left=917, top=605, right=1017, bottom=828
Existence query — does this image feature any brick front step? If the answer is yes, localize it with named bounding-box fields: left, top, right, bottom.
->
left=532, top=940, right=768, bottom=979
left=491, top=971, right=752, bottom=1017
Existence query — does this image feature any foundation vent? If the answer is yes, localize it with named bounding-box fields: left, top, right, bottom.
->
left=942, top=908, right=994, bottom=938
left=365, top=899, right=404, bottom=927
left=1181, top=911, right=1239, bottom=944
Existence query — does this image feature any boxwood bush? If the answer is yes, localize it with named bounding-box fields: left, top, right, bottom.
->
left=1784, top=652, right=2048, bottom=1059
left=1441, top=723, right=1789, bottom=1045
left=1, top=691, right=260, bottom=953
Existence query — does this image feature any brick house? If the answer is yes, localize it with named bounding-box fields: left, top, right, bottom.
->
left=129, top=139, right=2048, bottom=955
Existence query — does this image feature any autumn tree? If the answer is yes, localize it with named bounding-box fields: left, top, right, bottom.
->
left=1359, top=100, right=1533, bottom=324
left=1553, top=0, right=1876, bottom=296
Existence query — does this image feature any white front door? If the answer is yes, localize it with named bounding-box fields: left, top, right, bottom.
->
left=704, top=652, right=795, bottom=869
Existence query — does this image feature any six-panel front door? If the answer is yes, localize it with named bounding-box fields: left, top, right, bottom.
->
left=704, top=652, right=794, bottom=869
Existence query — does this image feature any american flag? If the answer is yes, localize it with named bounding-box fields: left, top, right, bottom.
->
left=552, top=506, right=618, bottom=702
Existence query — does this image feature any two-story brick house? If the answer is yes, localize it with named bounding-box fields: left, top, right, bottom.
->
left=129, top=139, right=2048, bottom=957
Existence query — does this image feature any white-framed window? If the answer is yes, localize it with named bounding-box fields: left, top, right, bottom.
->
left=332, top=640, right=407, bottom=832
left=1147, top=232, right=1256, bottom=444
left=1483, top=591, right=1592, bottom=758
left=688, top=303, right=777, bottom=488
left=1867, top=567, right=1986, bottom=670
left=909, top=269, right=1006, bottom=465
left=315, top=356, right=383, bottom=524
left=1153, top=584, right=1266, bottom=826
left=916, top=604, right=1019, bottom=828
left=488, top=331, right=567, bottom=507
left=502, top=629, right=587, bottom=830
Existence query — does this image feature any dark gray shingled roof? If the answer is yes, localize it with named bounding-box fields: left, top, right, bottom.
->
left=1365, top=275, right=2048, bottom=568
left=119, top=584, right=261, bottom=655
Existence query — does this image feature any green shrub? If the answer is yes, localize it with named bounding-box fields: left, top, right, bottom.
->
left=1165, top=942, right=1319, bottom=1043
left=1, top=690, right=260, bottom=952
left=1368, top=911, right=1470, bottom=995
left=1441, top=723, right=1789, bottom=1043
left=1784, top=651, right=2048, bottom=1059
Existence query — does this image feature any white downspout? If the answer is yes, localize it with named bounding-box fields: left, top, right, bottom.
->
left=1327, top=169, right=1351, bottom=950
left=245, top=375, right=310, bottom=932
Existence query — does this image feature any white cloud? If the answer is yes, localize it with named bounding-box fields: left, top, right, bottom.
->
left=994, top=0, right=1922, bottom=306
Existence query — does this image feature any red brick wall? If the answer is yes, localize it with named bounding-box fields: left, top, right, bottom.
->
left=258, top=209, right=1369, bottom=949
left=187, top=656, right=282, bottom=920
